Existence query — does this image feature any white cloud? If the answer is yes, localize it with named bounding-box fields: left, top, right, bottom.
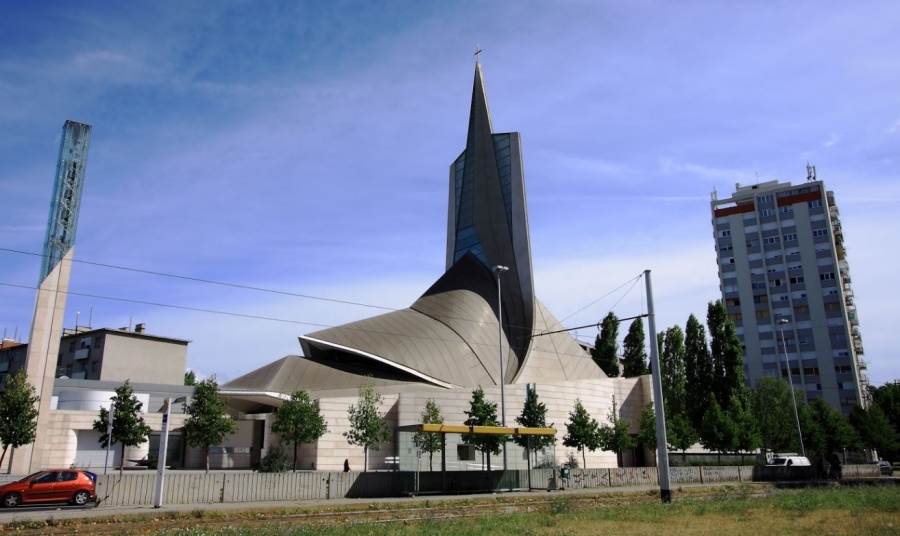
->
left=886, top=118, right=900, bottom=134
left=822, top=134, right=839, bottom=148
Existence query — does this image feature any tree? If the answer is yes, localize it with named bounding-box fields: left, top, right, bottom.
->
left=413, top=399, right=444, bottom=471
left=271, top=390, right=328, bottom=471
left=849, top=404, right=899, bottom=460
left=461, top=387, right=505, bottom=473
left=667, top=412, right=699, bottom=463
left=750, top=377, right=802, bottom=453
left=597, top=397, right=634, bottom=467
left=728, top=395, right=760, bottom=462
left=514, top=386, right=555, bottom=471
left=805, top=398, right=860, bottom=461
left=869, top=382, right=900, bottom=461
left=92, top=379, right=153, bottom=476
left=707, top=300, right=746, bottom=411
left=622, top=318, right=648, bottom=377
left=636, top=402, right=657, bottom=452
left=0, top=370, right=40, bottom=468
left=183, top=377, right=237, bottom=473
left=343, top=383, right=390, bottom=472
left=684, top=314, right=712, bottom=431
left=563, top=399, right=601, bottom=468
left=661, top=325, right=687, bottom=418
left=698, top=398, right=734, bottom=464
left=184, top=370, right=197, bottom=386
left=591, top=312, right=619, bottom=377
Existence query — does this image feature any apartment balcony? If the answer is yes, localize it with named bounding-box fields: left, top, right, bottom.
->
left=854, top=340, right=865, bottom=354
left=71, top=371, right=86, bottom=380
left=858, top=358, right=867, bottom=370
left=0, top=361, right=8, bottom=373
left=74, top=347, right=90, bottom=360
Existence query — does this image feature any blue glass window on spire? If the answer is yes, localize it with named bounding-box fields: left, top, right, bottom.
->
left=493, top=134, right=513, bottom=229
left=453, top=153, right=466, bottom=217
left=454, top=226, right=487, bottom=265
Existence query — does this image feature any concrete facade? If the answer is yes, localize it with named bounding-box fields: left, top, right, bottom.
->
left=711, top=177, right=867, bottom=414
left=55, top=325, right=188, bottom=385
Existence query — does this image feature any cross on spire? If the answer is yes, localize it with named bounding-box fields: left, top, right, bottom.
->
left=474, top=44, right=482, bottom=63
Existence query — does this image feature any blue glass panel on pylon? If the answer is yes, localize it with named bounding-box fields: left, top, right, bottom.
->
left=40, top=121, right=91, bottom=282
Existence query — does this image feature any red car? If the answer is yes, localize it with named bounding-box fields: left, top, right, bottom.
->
left=0, top=469, right=97, bottom=507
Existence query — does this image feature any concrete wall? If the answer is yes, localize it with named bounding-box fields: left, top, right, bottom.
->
left=396, top=377, right=649, bottom=470
left=99, top=335, right=187, bottom=386
left=90, top=464, right=882, bottom=507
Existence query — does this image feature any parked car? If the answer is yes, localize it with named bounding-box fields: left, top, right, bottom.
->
left=0, top=469, right=97, bottom=507
left=871, top=460, right=892, bottom=476
left=767, top=456, right=811, bottom=466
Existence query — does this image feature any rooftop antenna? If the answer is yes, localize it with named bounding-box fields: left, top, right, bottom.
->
left=806, top=162, right=816, bottom=182
left=88, top=307, right=93, bottom=329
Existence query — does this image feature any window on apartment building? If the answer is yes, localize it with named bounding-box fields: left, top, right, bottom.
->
left=798, top=336, right=811, bottom=345
left=783, top=233, right=797, bottom=241
left=772, top=279, right=782, bottom=287
left=68, top=341, right=75, bottom=352
left=727, top=298, right=741, bottom=307
left=820, top=272, right=835, bottom=280
left=808, top=200, right=823, bottom=208
left=825, top=289, right=839, bottom=296
left=91, top=361, right=100, bottom=372
left=790, top=276, right=804, bottom=284
left=803, top=367, right=820, bottom=375
left=794, top=305, right=810, bottom=314
left=756, top=310, right=770, bottom=319
left=759, top=194, right=774, bottom=203
left=94, top=337, right=102, bottom=348
left=835, top=365, right=851, bottom=374
left=747, top=239, right=759, bottom=248
left=760, top=208, right=774, bottom=217
left=720, top=244, right=733, bottom=252
left=812, top=228, right=827, bottom=237
left=730, top=312, right=743, bottom=322
left=753, top=295, right=768, bottom=304
left=762, top=236, right=780, bottom=245
left=779, top=205, right=793, bottom=214
left=752, top=282, right=767, bottom=290
left=831, top=333, right=846, bottom=343
left=720, top=230, right=731, bottom=237
left=824, top=302, right=840, bottom=311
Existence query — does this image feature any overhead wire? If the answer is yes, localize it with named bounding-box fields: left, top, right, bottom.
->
left=557, top=272, right=644, bottom=323
left=0, top=247, right=642, bottom=362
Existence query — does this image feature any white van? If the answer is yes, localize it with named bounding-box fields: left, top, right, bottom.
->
left=767, top=456, right=810, bottom=466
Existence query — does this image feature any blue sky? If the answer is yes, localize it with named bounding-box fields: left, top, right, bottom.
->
left=1, top=1, right=898, bottom=385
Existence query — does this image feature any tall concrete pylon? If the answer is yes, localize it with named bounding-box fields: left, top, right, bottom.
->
left=11, top=120, right=91, bottom=474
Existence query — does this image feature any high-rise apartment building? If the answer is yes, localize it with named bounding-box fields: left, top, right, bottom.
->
left=711, top=172, right=867, bottom=415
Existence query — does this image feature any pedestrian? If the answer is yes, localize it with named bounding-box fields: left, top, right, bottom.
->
left=344, top=459, right=351, bottom=472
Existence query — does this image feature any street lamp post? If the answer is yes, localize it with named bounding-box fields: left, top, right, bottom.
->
left=103, top=403, right=115, bottom=475
left=154, top=396, right=187, bottom=508
left=777, top=318, right=805, bottom=457
left=493, top=265, right=509, bottom=474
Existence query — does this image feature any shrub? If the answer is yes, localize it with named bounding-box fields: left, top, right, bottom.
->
left=257, top=444, right=290, bottom=473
